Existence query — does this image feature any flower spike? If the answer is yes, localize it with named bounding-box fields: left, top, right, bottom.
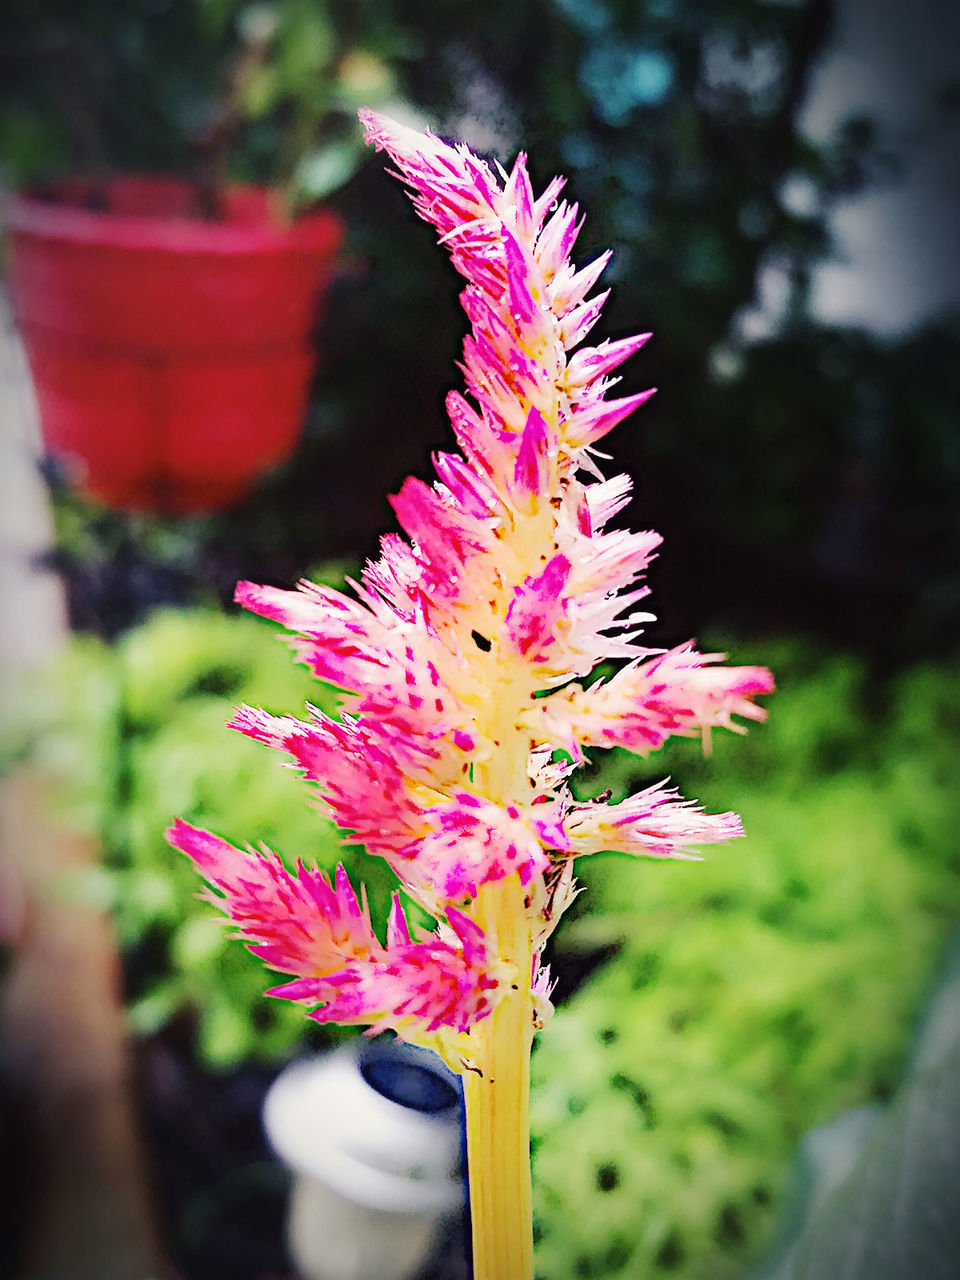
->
left=170, top=111, right=773, bottom=1071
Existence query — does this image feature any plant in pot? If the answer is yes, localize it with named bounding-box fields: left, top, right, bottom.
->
left=2, top=0, right=409, bottom=514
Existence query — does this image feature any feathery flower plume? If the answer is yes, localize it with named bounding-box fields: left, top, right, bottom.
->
left=167, top=110, right=773, bottom=1279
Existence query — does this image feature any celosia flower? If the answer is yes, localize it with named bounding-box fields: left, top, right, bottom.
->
left=167, top=111, right=773, bottom=1075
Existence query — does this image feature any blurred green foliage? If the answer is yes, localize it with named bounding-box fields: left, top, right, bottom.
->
left=19, top=602, right=960, bottom=1275
left=24, top=589, right=403, bottom=1068
left=746, top=933, right=960, bottom=1280
left=531, top=640, right=960, bottom=1278
left=0, top=0, right=408, bottom=208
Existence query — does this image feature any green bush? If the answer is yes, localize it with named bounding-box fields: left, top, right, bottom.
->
left=531, top=641, right=960, bottom=1279
left=26, top=593, right=401, bottom=1068
left=23, top=614, right=960, bottom=1273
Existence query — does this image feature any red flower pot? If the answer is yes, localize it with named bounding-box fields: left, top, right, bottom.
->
left=6, top=176, right=343, bottom=513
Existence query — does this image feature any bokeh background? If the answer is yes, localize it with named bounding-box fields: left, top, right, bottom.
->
left=2, top=0, right=959, bottom=1277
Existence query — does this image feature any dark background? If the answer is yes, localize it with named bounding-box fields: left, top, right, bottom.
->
left=3, top=0, right=958, bottom=667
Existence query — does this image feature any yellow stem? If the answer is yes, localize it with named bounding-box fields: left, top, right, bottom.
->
left=463, top=877, right=535, bottom=1280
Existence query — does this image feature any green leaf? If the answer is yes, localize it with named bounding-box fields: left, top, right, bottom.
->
left=277, top=0, right=335, bottom=90
left=292, top=135, right=364, bottom=201
left=128, top=979, right=187, bottom=1037
left=332, top=50, right=397, bottom=110
left=197, top=0, right=239, bottom=43
left=289, top=134, right=363, bottom=199
left=241, top=63, right=280, bottom=118
left=171, top=913, right=228, bottom=971
left=198, top=999, right=256, bottom=1070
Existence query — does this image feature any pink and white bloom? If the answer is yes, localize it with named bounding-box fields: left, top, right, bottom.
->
left=168, top=111, right=773, bottom=1071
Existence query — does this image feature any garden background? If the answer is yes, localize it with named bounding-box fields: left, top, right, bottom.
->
left=2, top=0, right=959, bottom=1277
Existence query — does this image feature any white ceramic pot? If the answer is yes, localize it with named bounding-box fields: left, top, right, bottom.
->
left=263, top=1040, right=464, bottom=1280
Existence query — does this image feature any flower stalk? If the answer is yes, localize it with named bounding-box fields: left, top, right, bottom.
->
left=462, top=878, right=535, bottom=1280
left=167, top=108, right=774, bottom=1277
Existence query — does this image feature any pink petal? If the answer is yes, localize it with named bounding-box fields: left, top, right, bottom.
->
left=504, top=554, right=571, bottom=662
left=512, top=405, right=552, bottom=506
left=267, top=919, right=501, bottom=1038
left=563, top=782, right=744, bottom=859
left=565, top=333, right=652, bottom=387
left=165, top=821, right=381, bottom=977
left=565, top=388, right=657, bottom=447
left=503, top=230, right=540, bottom=326
left=557, top=287, right=610, bottom=347
left=408, top=793, right=551, bottom=901
left=501, top=153, right=536, bottom=239
left=543, top=645, right=774, bottom=755
left=432, top=450, right=499, bottom=519
left=536, top=201, right=582, bottom=274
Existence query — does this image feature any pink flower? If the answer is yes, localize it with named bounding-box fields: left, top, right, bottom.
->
left=563, top=783, right=745, bottom=860
left=166, top=818, right=381, bottom=977
left=538, top=643, right=775, bottom=761
left=166, top=819, right=499, bottom=1050
left=168, top=112, right=773, bottom=1067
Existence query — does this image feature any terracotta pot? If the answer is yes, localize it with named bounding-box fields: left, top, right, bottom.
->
left=6, top=176, right=342, bottom=513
